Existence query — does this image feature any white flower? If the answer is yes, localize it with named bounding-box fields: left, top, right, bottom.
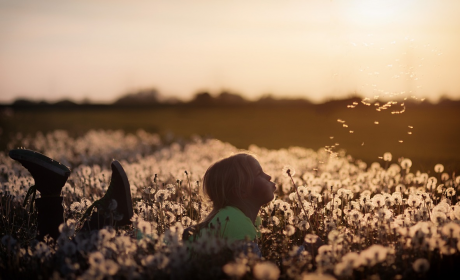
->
left=223, top=262, right=247, bottom=278
left=334, top=261, right=353, bottom=278
left=348, top=209, right=363, bottom=223
left=253, top=261, right=280, bottom=280
left=283, top=225, right=296, bottom=236
left=372, top=194, right=386, bottom=208
left=137, top=219, right=152, bottom=236
left=434, top=164, right=444, bottom=173
left=304, top=234, right=320, bottom=244
left=268, top=216, right=280, bottom=227
left=296, top=220, right=310, bottom=231
left=441, top=222, right=460, bottom=238
left=431, top=211, right=447, bottom=225
left=101, top=259, right=119, bottom=275
left=446, top=187, right=456, bottom=197
left=401, top=158, right=412, bottom=169
left=383, top=152, right=392, bottom=162
left=412, top=258, right=430, bottom=273
left=301, top=272, right=337, bottom=280
left=282, top=165, right=295, bottom=178
left=154, top=189, right=170, bottom=203
left=361, top=244, right=388, bottom=265
left=70, top=202, right=82, bottom=212
left=328, top=230, right=341, bottom=244
left=88, top=251, right=105, bottom=267
left=407, top=195, right=421, bottom=208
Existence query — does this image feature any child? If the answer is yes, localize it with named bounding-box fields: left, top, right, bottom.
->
left=9, top=148, right=133, bottom=241
left=183, top=153, right=276, bottom=256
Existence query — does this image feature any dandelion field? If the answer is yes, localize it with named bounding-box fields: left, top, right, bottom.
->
left=2, top=100, right=460, bottom=171
left=1, top=128, right=460, bottom=280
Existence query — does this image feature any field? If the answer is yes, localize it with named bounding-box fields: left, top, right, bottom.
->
left=1, top=99, right=460, bottom=172
left=1, top=100, right=460, bottom=279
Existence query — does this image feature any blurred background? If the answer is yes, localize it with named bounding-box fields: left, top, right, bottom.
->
left=1, top=0, right=459, bottom=172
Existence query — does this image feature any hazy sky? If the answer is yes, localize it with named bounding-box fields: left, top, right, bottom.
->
left=1, top=0, right=459, bottom=103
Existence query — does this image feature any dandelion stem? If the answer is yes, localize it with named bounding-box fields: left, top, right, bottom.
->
left=287, top=172, right=308, bottom=221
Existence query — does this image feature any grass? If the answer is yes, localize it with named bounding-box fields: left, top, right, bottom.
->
left=1, top=101, right=459, bottom=173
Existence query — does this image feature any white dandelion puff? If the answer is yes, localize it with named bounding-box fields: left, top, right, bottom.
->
left=412, top=258, right=430, bottom=273
left=253, top=261, right=280, bottom=280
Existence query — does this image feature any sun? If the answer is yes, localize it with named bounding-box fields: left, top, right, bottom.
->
left=342, top=0, right=418, bottom=27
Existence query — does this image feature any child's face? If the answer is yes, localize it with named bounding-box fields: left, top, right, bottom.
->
left=245, top=158, right=276, bottom=207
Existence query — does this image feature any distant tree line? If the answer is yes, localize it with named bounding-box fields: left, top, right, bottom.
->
left=3, top=88, right=459, bottom=108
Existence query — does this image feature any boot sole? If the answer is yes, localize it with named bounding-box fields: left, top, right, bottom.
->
left=9, top=149, right=70, bottom=177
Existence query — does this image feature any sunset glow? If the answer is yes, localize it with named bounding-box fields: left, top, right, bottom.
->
left=1, top=0, right=459, bottom=103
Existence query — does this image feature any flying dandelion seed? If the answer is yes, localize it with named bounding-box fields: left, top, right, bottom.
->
left=343, top=124, right=348, bottom=128
left=330, top=136, right=334, bottom=139
left=408, top=132, right=412, bottom=135
left=399, top=140, right=403, bottom=143
left=349, top=131, right=354, bottom=133
left=374, top=121, right=379, bottom=124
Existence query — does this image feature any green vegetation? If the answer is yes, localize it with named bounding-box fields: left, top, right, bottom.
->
left=1, top=100, right=459, bottom=172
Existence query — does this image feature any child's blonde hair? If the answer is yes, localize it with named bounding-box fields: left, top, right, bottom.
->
left=201, top=153, right=257, bottom=224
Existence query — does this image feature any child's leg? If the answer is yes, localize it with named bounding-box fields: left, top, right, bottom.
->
left=35, top=197, right=64, bottom=240
left=9, top=149, right=71, bottom=241
left=81, top=160, right=133, bottom=231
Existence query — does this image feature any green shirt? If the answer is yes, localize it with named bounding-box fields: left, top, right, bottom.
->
left=205, top=206, right=261, bottom=242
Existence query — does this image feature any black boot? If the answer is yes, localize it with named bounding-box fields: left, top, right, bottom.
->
left=35, top=197, right=64, bottom=241
left=81, top=160, right=133, bottom=230
left=9, top=148, right=71, bottom=240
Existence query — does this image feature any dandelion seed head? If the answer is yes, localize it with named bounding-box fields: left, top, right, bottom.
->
left=401, top=158, right=412, bottom=169
left=434, top=164, right=444, bottom=173
left=223, top=262, right=247, bottom=278
left=283, top=225, right=296, bottom=236
left=88, top=251, right=105, bottom=267
left=282, top=166, right=295, bottom=177
left=253, top=261, right=280, bottom=280
left=412, top=258, right=430, bottom=273
left=304, top=234, right=320, bottom=244
left=383, top=152, right=392, bottom=162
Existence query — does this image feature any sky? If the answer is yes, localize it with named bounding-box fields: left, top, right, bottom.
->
left=1, top=0, right=460, bottom=103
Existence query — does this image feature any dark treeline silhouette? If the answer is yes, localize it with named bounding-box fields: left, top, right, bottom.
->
left=2, top=89, right=460, bottom=109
